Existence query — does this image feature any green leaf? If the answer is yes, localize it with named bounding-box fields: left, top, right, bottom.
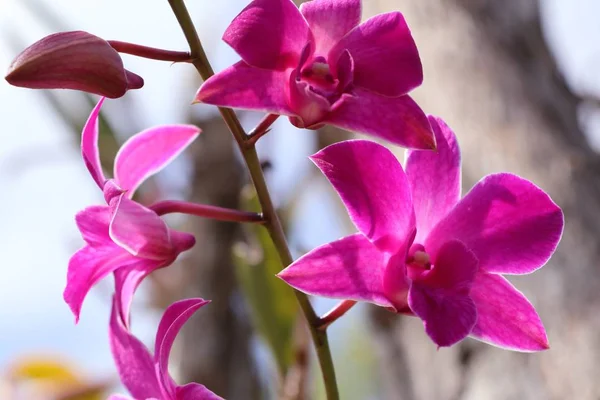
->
left=234, top=187, right=298, bottom=376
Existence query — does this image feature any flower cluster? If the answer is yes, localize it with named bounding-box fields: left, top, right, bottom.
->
left=5, top=0, right=564, bottom=398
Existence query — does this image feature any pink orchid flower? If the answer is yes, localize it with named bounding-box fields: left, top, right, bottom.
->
left=279, top=117, right=564, bottom=350
left=64, top=98, right=200, bottom=324
left=108, top=297, right=222, bottom=400
left=195, top=0, right=435, bottom=150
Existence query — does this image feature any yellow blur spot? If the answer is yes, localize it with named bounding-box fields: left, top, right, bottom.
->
left=6, top=355, right=108, bottom=400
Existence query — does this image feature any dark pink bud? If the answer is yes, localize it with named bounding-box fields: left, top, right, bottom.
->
left=5, top=31, right=143, bottom=98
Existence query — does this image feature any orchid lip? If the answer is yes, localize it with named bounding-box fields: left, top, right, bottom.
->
left=410, top=250, right=431, bottom=269
left=407, top=243, right=430, bottom=268
left=294, top=44, right=354, bottom=110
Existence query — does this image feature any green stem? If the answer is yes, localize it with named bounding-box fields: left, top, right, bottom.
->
left=167, top=1, right=339, bottom=399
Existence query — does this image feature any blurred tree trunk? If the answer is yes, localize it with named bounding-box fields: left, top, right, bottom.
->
left=175, top=117, right=261, bottom=399
left=364, top=1, right=600, bottom=399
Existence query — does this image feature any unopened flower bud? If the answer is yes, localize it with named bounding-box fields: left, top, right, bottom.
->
left=5, top=31, right=143, bottom=98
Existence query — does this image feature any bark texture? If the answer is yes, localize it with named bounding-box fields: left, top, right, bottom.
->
left=364, top=1, right=600, bottom=399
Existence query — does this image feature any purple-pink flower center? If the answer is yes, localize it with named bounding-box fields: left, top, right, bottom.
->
left=297, top=51, right=353, bottom=106
left=406, top=243, right=431, bottom=280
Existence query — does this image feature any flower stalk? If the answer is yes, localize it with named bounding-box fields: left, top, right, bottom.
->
left=246, top=114, right=280, bottom=147
left=167, top=0, right=339, bottom=398
left=150, top=200, right=264, bottom=223
left=317, top=300, right=357, bottom=331
left=108, top=40, right=192, bottom=62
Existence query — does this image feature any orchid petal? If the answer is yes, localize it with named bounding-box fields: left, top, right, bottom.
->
left=311, top=140, right=415, bottom=252
left=114, top=124, right=200, bottom=195
left=177, top=383, right=224, bottom=400
left=109, top=298, right=162, bottom=399
left=409, top=285, right=476, bottom=347
left=426, top=173, right=564, bottom=274
left=278, top=233, right=392, bottom=307
left=81, top=97, right=106, bottom=188
left=406, top=117, right=461, bottom=242
left=107, top=395, right=134, bottom=400
left=75, top=205, right=111, bottom=246
left=113, top=232, right=195, bottom=327
left=114, top=263, right=155, bottom=328
left=102, top=179, right=125, bottom=203
left=155, top=299, right=211, bottom=395
left=109, top=194, right=173, bottom=259
left=223, top=0, right=310, bottom=70
left=300, top=0, right=361, bottom=56
left=329, top=12, right=422, bottom=97
left=335, top=50, right=354, bottom=92
left=326, top=91, right=435, bottom=149
left=63, top=245, right=134, bottom=322
left=408, top=240, right=478, bottom=347
left=195, top=62, right=295, bottom=116
left=470, top=273, right=549, bottom=351
left=415, top=240, right=479, bottom=290
left=380, top=251, right=411, bottom=313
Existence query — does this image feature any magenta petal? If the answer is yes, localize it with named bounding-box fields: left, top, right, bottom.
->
left=470, top=273, right=549, bottom=351
left=278, top=233, right=392, bottom=307
left=329, top=12, right=422, bottom=97
left=109, top=195, right=173, bottom=259
left=408, top=240, right=478, bottom=347
left=426, top=173, right=564, bottom=275
left=223, top=0, right=310, bottom=70
left=406, top=117, right=461, bottom=242
left=64, top=245, right=133, bottom=322
left=326, top=91, right=435, bottom=149
left=75, top=205, right=111, bottom=246
left=109, top=298, right=162, bottom=399
left=114, top=263, right=155, bottom=328
left=107, top=395, right=133, bottom=400
left=177, top=383, right=224, bottom=400
left=81, top=97, right=107, bottom=189
left=154, top=299, right=211, bottom=395
left=409, top=285, right=476, bottom=347
left=195, top=62, right=295, bottom=116
left=417, top=240, right=479, bottom=290
left=114, top=124, right=200, bottom=195
left=311, top=140, right=415, bottom=252
left=300, top=0, right=361, bottom=56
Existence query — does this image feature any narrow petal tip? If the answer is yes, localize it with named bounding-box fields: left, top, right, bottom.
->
left=125, top=70, right=144, bottom=90
left=193, top=87, right=207, bottom=104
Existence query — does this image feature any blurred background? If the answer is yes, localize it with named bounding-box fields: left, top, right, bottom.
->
left=0, top=0, right=599, bottom=399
